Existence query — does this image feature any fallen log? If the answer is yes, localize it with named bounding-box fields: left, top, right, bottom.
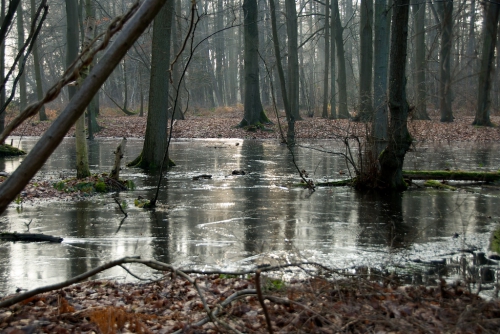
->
left=0, top=232, right=63, bottom=243
left=403, top=170, right=500, bottom=182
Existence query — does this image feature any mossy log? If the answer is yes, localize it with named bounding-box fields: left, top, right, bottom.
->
left=0, top=144, right=26, bottom=157
left=0, top=232, right=63, bottom=243
left=403, top=170, right=500, bottom=182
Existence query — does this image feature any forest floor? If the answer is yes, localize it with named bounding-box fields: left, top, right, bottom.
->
left=2, top=107, right=500, bottom=333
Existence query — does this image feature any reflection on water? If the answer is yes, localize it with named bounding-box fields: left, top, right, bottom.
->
left=0, top=138, right=499, bottom=294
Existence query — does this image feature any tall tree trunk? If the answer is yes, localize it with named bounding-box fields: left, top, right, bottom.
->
left=238, top=0, right=269, bottom=127
left=330, top=4, right=336, bottom=119
left=215, top=0, right=225, bottom=106
left=129, top=0, right=174, bottom=169
left=286, top=0, right=300, bottom=121
left=356, top=0, right=373, bottom=121
left=412, top=0, right=429, bottom=120
left=171, top=0, right=184, bottom=119
left=473, top=0, right=500, bottom=126
left=322, top=0, right=330, bottom=118
left=333, top=0, right=349, bottom=118
left=16, top=1, right=27, bottom=113
left=30, top=0, right=46, bottom=121
left=439, top=0, right=454, bottom=122
left=372, top=0, right=390, bottom=150
left=377, top=0, right=412, bottom=191
left=66, top=0, right=90, bottom=179
left=466, top=0, right=477, bottom=98
left=85, top=0, right=99, bottom=136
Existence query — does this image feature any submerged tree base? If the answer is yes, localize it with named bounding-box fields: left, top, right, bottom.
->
left=0, top=144, right=26, bottom=157
left=127, top=152, right=176, bottom=170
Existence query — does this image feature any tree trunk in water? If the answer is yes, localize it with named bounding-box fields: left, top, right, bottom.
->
left=356, top=0, right=373, bottom=121
left=473, top=0, right=500, bottom=126
left=439, top=0, right=453, bottom=122
left=286, top=0, right=300, bottom=121
left=412, top=0, right=429, bottom=120
left=332, top=0, right=349, bottom=119
left=269, top=0, right=293, bottom=144
left=239, top=0, right=269, bottom=127
left=129, top=0, right=174, bottom=169
left=16, top=1, right=27, bottom=113
left=377, top=0, right=411, bottom=191
left=322, top=0, right=330, bottom=118
left=66, top=0, right=90, bottom=179
left=30, top=0, right=46, bottom=121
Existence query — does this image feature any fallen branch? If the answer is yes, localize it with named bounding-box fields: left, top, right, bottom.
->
left=403, top=170, right=500, bottom=182
left=0, top=232, right=62, bottom=243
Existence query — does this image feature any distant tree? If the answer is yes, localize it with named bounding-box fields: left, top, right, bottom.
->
left=322, top=0, right=330, bottom=118
left=473, top=0, right=500, bottom=126
left=438, top=0, right=453, bottom=122
left=285, top=0, right=300, bottom=121
left=411, top=0, right=429, bottom=120
left=377, top=0, right=412, bottom=190
left=30, top=0, right=47, bottom=121
left=17, top=1, right=27, bottom=113
left=356, top=0, right=373, bottom=121
left=238, top=0, right=270, bottom=127
left=332, top=0, right=349, bottom=119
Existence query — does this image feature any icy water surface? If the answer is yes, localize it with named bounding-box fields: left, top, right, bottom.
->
left=0, top=138, right=499, bottom=294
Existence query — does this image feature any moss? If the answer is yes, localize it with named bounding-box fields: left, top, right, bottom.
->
left=0, top=144, right=26, bottom=157
left=490, top=227, right=500, bottom=254
left=94, top=181, right=107, bottom=193
left=424, top=180, right=456, bottom=191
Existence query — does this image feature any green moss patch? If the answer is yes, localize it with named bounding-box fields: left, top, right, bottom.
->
left=423, top=180, right=456, bottom=191
left=0, top=144, right=26, bottom=157
left=52, top=174, right=134, bottom=194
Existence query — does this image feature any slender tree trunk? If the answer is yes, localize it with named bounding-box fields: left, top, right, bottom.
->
left=439, top=0, right=454, bottom=122
left=129, top=0, right=174, bottom=169
left=85, top=0, right=99, bottom=136
left=333, top=0, right=349, bottom=118
left=30, top=0, right=46, bottom=121
left=330, top=5, right=336, bottom=119
left=171, top=0, right=184, bottom=119
left=238, top=0, right=269, bottom=127
left=412, top=0, right=429, bottom=120
left=473, top=0, right=500, bottom=126
left=17, top=1, right=27, bottom=113
left=322, top=0, right=330, bottom=118
left=215, top=0, right=225, bottom=106
left=377, top=0, right=412, bottom=191
left=356, top=0, right=373, bottom=121
left=66, top=0, right=90, bottom=179
left=286, top=0, right=300, bottom=121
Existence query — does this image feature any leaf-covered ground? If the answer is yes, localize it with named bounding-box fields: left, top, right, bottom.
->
left=8, top=108, right=500, bottom=142
left=2, top=274, right=500, bottom=333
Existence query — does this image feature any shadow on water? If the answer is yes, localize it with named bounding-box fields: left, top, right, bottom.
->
left=0, top=138, right=499, bottom=296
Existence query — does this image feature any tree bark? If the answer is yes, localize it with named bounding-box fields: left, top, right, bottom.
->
left=377, top=0, right=412, bottom=190
left=129, top=0, right=174, bottom=169
left=238, top=0, right=270, bottom=127
left=439, top=0, right=454, bottom=122
left=473, top=0, right=500, bottom=126
left=322, top=0, right=330, bottom=118
left=332, top=0, right=349, bottom=118
left=286, top=0, right=300, bottom=121
left=0, top=0, right=168, bottom=214
left=0, top=1, right=5, bottom=133
left=411, top=0, right=428, bottom=120
left=356, top=0, right=373, bottom=121
left=17, top=1, right=27, bottom=113
left=30, top=0, right=46, bottom=121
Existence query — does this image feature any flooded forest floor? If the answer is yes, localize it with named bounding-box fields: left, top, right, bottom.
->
left=2, top=109, right=500, bottom=333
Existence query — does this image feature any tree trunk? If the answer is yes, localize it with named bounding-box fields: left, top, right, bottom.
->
left=439, top=0, right=454, bottom=122
left=412, top=0, right=429, bottom=120
left=215, top=0, right=225, bottom=106
left=30, top=0, right=46, bottom=121
left=322, top=0, right=330, bottom=118
left=238, top=0, right=269, bottom=127
left=129, top=0, right=174, bottom=169
left=377, top=0, right=412, bottom=191
left=286, top=0, right=300, bottom=121
left=16, top=1, right=27, bottom=113
left=0, top=1, right=5, bottom=133
left=356, top=0, right=373, bottom=121
left=66, top=0, right=90, bottom=179
left=85, top=0, right=99, bottom=139
left=330, top=4, right=336, bottom=119
left=473, top=0, right=500, bottom=126
left=332, top=0, right=349, bottom=118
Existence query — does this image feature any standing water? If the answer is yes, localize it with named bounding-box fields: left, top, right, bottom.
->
left=0, top=138, right=499, bottom=295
